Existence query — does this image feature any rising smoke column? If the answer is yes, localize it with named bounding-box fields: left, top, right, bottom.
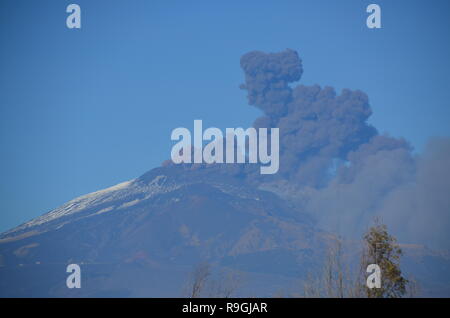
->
left=239, top=49, right=450, bottom=249
left=241, top=49, right=378, bottom=187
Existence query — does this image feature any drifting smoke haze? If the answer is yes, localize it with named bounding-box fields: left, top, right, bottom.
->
left=238, top=49, right=450, bottom=250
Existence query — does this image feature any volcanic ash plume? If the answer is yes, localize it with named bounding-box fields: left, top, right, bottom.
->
left=239, top=49, right=450, bottom=250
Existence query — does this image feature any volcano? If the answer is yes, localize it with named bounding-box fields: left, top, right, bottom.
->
left=0, top=164, right=332, bottom=297
left=2, top=48, right=450, bottom=297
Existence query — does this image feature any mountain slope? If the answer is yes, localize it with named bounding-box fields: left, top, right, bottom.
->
left=1, top=164, right=449, bottom=297
left=0, top=164, right=329, bottom=297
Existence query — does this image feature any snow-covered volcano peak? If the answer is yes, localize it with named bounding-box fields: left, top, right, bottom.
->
left=0, top=174, right=179, bottom=240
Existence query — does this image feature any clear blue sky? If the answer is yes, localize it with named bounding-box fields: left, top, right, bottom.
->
left=1, top=0, right=449, bottom=232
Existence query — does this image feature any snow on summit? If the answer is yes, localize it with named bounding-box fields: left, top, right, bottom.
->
left=0, top=175, right=176, bottom=239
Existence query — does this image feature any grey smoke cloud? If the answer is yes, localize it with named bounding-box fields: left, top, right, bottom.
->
left=239, top=49, right=450, bottom=250
left=241, top=50, right=377, bottom=187
left=240, top=49, right=303, bottom=117
left=378, top=138, right=450, bottom=250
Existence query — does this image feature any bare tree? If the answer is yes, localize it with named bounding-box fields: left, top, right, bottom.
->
left=302, top=238, right=360, bottom=298
left=207, top=268, right=244, bottom=298
left=302, top=272, right=322, bottom=297
left=187, top=262, right=211, bottom=298
left=184, top=262, right=244, bottom=298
